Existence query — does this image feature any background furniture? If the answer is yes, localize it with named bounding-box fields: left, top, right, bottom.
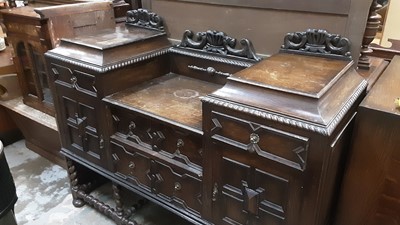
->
left=0, top=47, right=22, bottom=146
left=0, top=1, right=115, bottom=116
left=334, top=55, right=400, bottom=225
left=0, top=1, right=115, bottom=165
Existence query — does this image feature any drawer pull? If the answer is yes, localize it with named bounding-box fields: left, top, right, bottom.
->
left=128, top=121, right=136, bottom=136
left=250, top=133, right=260, bottom=144
left=174, top=182, right=181, bottom=191
left=206, top=67, right=216, bottom=74
left=395, top=98, right=400, bottom=109
left=128, top=121, right=136, bottom=131
left=128, top=161, right=135, bottom=169
left=175, top=139, right=184, bottom=155
left=188, top=65, right=232, bottom=77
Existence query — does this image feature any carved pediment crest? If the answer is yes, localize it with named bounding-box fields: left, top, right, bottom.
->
left=281, top=29, right=351, bottom=58
left=178, top=30, right=261, bottom=61
left=126, top=9, right=164, bottom=31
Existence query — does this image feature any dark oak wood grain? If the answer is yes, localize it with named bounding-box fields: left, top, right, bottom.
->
left=334, top=56, right=400, bottom=225
left=164, top=0, right=351, bottom=15
left=143, top=0, right=373, bottom=64
left=234, top=53, right=351, bottom=97
left=0, top=47, right=16, bottom=75
left=202, top=51, right=366, bottom=225
left=106, top=73, right=221, bottom=130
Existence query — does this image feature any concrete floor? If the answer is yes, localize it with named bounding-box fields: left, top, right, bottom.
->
left=3, top=140, right=193, bottom=225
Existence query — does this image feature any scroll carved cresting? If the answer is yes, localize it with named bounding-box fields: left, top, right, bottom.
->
left=179, top=30, right=261, bottom=61
left=281, top=29, right=351, bottom=58
left=126, top=9, right=164, bottom=31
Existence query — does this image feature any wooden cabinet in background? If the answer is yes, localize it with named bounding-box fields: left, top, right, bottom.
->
left=334, top=56, right=400, bottom=225
left=0, top=2, right=115, bottom=115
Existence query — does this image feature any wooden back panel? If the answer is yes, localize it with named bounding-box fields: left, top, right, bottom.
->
left=34, top=1, right=115, bottom=47
left=142, top=0, right=373, bottom=63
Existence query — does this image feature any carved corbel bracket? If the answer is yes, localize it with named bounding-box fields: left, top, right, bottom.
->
left=126, top=8, right=164, bottom=31
left=178, top=30, right=261, bottom=61
left=281, top=29, right=351, bottom=59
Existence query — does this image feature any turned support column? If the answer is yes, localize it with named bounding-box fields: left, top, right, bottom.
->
left=358, top=0, right=382, bottom=69
left=112, top=182, right=124, bottom=216
left=66, top=158, right=86, bottom=208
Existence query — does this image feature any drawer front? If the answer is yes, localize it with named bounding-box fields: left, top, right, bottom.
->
left=50, top=63, right=97, bottom=97
left=210, top=111, right=309, bottom=171
left=111, top=138, right=152, bottom=192
left=152, top=158, right=203, bottom=215
left=110, top=137, right=203, bottom=215
left=110, top=107, right=203, bottom=170
left=170, top=53, right=251, bottom=85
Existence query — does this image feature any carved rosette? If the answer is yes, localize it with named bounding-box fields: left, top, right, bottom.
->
left=179, top=30, right=261, bottom=61
left=126, top=9, right=164, bottom=31
left=281, top=29, right=351, bottom=59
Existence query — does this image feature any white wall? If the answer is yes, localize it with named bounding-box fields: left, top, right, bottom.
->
left=381, top=0, right=400, bottom=47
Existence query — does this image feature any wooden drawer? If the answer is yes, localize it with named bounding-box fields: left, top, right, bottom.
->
left=170, top=53, right=251, bottom=85
left=111, top=137, right=152, bottom=192
left=50, top=63, right=97, bottom=97
left=210, top=111, right=309, bottom=171
left=110, top=136, right=203, bottom=215
left=110, top=107, right=203, bottom=170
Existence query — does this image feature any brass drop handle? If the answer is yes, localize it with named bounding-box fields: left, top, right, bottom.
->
left=175, top=139, right=184, bottom=155
left=395, top=98, right=400, bottom=109
left=128, top=161, right=135, bottom=176
left=70, top=76, right=78, bottom=89
left=128, top=121, right=136, bottom=136
left=99, top=135, right=104, bottom=149
left=212, top=183, right=218, bottom=202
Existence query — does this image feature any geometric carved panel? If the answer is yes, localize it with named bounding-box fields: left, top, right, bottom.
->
left=211, top=111, right=309, bottom=171
left=219, top=157, right=288, bottom=225
left=110, top=139, right=152, bottom=191
left=62, top=96, right=100, bottom=159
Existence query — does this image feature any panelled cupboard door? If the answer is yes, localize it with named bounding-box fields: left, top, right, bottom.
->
left=208, top=112, right=306, bottom=225
left=52, top=64, right=105, bottom=166
left=210, top=143, right=304, bottom=225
